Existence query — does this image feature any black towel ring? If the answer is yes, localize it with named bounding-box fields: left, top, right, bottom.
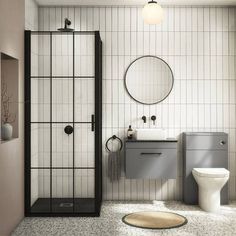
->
left=105, top=135, right=123, bottom=152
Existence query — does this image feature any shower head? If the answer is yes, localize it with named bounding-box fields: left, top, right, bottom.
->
left=58, top=18, right=74, bottom=32
left=65, top=18, right=71, bottom=26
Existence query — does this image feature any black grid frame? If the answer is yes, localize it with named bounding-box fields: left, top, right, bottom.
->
left=24, top=30, right=102, bottom=217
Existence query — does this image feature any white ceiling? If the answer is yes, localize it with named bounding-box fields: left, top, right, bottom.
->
left=36, top=0, right=236, bottom=6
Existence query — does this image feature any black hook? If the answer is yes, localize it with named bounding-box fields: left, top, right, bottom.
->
left=105, top=135, right=123, bottom=152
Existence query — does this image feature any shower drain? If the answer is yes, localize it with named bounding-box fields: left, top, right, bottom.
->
left=59, top=203, right=73, bottom=207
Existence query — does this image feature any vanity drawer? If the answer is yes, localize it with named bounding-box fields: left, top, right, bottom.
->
left=125, top=148, right=177, bottom=179
left=185, top=134, right=228, bottom=150
left=125, top=141, right=177, bottom=149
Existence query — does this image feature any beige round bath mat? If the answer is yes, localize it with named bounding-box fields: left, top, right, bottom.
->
left=122, top=211, right=187, bottom=229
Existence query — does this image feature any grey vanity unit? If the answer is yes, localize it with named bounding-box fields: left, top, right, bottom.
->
left=182, top=132, right=228, bottom=205
left=125, top=140, right=177, bottom=179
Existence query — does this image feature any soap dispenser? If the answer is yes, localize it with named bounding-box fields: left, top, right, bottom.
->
left=127, top=125, right=133, bottom=139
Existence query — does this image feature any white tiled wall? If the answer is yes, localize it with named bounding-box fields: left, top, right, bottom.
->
left=25, top=0, right=38, bottom=31
left=37, top=6, right=236, bottom=201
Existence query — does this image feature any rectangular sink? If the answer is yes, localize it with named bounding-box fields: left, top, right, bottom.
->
left=135, top=128, right=166, bottom=140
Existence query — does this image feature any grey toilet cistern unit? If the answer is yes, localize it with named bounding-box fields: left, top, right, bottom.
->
left=182, top=132, right=229, bottom=212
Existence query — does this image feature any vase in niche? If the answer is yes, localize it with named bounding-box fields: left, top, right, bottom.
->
left=1, top=77, right=16, bottom=141
left=1, top=123, right=13, bottom=140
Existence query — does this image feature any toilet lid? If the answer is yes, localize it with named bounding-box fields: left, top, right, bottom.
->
left=192, top=168, right=230, bottom=178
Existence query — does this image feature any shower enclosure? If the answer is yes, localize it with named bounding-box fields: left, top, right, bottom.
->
left=24, top=30, right=102, bottom=216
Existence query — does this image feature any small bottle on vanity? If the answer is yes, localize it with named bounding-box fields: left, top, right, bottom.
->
left=127, top=125, right=133, bottom=139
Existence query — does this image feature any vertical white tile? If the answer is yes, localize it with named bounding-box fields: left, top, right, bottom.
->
left=124, top=7, right=131, bottom=32
left=136, top=7, right=143, bottom=32
left=99, top=8, right=106, bottom=31
left=174, top=8, right=180, bottom=32
left=192, top=8, right=198, bottom=31
left=198, top=8, right=204, bottom=31
left=229, top=8, right=235, bottom=31
left=86, top=8, right=94, bottom=30
left=204, top=8, right=210, bottom=32
left=93, top=8, right=99, bottom=30
left=210, top=7, right=217, bottom=31
left=105, top=7, right=111, bottom=32
left=186, top=7, right=192, bottom=32
left=168, top=8, right=174, bottom=31
left=130, top=7, right=137, bottom=32
left=180, top=7, right=186, bottom=32
left=222, top=8, right=229, bottom=31
left=216, top=7, right=223, bottom=32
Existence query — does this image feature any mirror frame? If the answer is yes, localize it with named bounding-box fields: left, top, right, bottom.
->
left=124, top=55, right=174, bottom=105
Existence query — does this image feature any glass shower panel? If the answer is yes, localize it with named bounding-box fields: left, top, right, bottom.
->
left=75, top=169, right=95, bottom=198
left=52, top=34, right=73, bottom=77
left=31, top=78, right=50, bottom=123
left=52, top=33, right=73, bottom=123
left=74, top=124, right=95, bottom=168
left=52, top=169, right=73, bottom=213
left=74, top=78, right=94, bottom=122
left=31, top=169, right=50, bottom=213
left=52, top=124, right=73, bottom=168
left=74, top=169, right=95, bottom=213
left=31, top=123, right=39, bottom=168
left=52, top=77, right=73, bottom=122
left=74, top=34, right=94, bottom=77
left=74, top=33, right=95, bottom=213
left=31, top=34, right=50, bottom=77
left=31, top=124, right=50, bottom=168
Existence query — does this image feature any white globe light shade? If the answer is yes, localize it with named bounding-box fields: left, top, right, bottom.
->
left=142, top=1, right=164, bottom=24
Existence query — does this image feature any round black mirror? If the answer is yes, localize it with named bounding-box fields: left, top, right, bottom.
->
left=125, top=55, right=174, bottom=105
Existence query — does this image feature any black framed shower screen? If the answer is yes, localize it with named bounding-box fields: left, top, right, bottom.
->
left=24, top=30, right=102, bottom=216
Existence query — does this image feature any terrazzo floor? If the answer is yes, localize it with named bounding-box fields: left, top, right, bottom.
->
left=12, top=201, right=236, bottom=236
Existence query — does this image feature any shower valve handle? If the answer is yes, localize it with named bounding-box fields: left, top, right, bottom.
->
left=64, top=125, right=73, bottom=135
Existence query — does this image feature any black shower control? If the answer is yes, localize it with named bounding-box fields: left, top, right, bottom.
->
left=142, top=116, right=147, bottom=123
left=64, top=125, right=73, bottom=135
left=151, top=115, right=156, bottom=125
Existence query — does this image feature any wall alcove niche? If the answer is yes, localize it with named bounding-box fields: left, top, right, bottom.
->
left=0, top=52, right=19, bottom=142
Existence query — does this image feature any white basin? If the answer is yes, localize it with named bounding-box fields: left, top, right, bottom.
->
left=135, top=128, right=166, bottom=140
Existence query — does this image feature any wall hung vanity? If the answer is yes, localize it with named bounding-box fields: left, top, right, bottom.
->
left=125, top=139, right=177, bottom=179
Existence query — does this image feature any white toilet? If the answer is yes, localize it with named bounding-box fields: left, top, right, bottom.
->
left=192, top=168, right=230, bottom=213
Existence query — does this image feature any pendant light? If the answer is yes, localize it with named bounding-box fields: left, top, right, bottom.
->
left=142, top=0, right=164, bottom=25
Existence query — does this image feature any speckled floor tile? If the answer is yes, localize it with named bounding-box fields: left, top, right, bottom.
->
left=12, top=201, right=236, bottom=236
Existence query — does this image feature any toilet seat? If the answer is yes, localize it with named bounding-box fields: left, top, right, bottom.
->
left=192, top=168, right=229, bottom=178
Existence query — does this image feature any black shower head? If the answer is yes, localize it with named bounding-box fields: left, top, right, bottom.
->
left=65, top=18, right=71, bottom=26
left=58, top=18, right=74, bottom=32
